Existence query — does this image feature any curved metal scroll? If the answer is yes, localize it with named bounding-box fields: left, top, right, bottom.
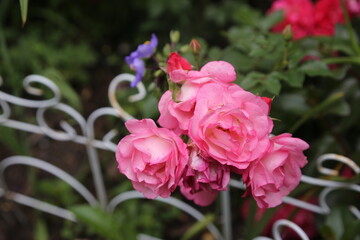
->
left=0, top=156, right=99, bottom=221
left=107, top=190, right=224, bottom=240
left=0, top=74, right=146, bottom=209
left=253, top=219, right=310, bottom=240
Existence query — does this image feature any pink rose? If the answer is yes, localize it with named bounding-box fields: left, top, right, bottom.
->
left=179, top=142, right=230, bottom=206
left=269, top=0, right=315, bottom=39
left=116, top=119, right=188, bottom=199
left=169, top=60, right=236, bottom=85
left=347, top=0, right=360, bottom=17
left=189, top=83, right=273, bottom=170
left=243, top=133, right=309, bottom=208
left=158, top=82, right=199, bottom=134
left=159, top=55, right=237, bottom=133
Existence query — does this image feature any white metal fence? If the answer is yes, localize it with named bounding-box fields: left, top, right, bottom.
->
left=0, top=74, right=359, bottom=240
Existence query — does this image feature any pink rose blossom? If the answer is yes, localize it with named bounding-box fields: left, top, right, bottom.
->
left=116, top=119, right=188, bottom=199
left=243, top=133, right=309, bottom=208
left=179, top=142, right=230, bottom=206
left=159, top=54, right=237, bottom=134
left=189, top=83, right=273, bottom=170
left=158, top=82, right=199, bottom=134
left=169, top=60, right=236, bottom=85
left=347, top=0, right=360, bottom=17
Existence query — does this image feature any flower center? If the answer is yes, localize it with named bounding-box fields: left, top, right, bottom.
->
left=216, top=126, right=230, bottom=133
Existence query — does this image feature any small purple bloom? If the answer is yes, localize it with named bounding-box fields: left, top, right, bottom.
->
left=125, top=34, right=158, bottom=87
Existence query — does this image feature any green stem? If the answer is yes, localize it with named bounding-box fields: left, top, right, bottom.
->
left=272, top=40, right=290, bottom=71
left=289, top=92, right=344, bottom=133
left=194, top=53, right=200, bottom=70
left=180, top=214, right=214, bottom=240
left=323, top=56, right=360, bottom=65
left=340, top=0, right=360, bottom=56
left=282, top=46, right=289, bottom=69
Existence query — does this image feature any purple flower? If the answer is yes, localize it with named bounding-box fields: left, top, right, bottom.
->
left=125, top=34, right=158, bottom=87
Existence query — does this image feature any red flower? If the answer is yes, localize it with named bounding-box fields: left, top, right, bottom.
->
left=269, top=0, right=357, bottom=39
left=269, top=0, right=315, bottom=40
left=167, top=52, right=192, bottom=73
left=261, top=97, right=273, bottom=112
left=313, top=0, right=344, bottom=36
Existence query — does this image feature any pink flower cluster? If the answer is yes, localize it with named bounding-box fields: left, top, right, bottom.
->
left=116, top=53, right=309, bottom=208
left=269, top=0, right=360, bottom=40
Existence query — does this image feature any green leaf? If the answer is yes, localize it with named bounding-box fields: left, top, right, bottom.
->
left=70, top=205, right=122, bottom=240
left=325, top=207, right=345, bottom=240
left=249, top=42, right=267, bottom=58
left=180, top=214, right=215, bottom=240
left=226, top=27, right=257, bottom=51
left=322, top=206, right=360, bottom=240
left=232, top=5, right=261, bottom=26
left=252, top=207, right=278, bottom=239
left=320, top=225, right=337, bottom=240
left=222, top=47, right=256, bottom=72
left=19, top=0, right=28, bottom=25
left=36, top=179, right=78, bottom=206
left=208, top=47, right=222, bottom=61
left=264, top=73, right=282, bottom=95
left=243, top=199, right=278, bottom=240
left=243, top=199, right=257, bottom=240
left=339, top=205, right=360, bottom=240
left=142, top=95, right=159, bottom=118
left=325, top=98, right=351, bottom=116
left=284, top=70, right=305, bottom=87
left=34, top=219, right=49, bottom=240
left=240, top=72, right=264, bottom=90
left=341, top=220, right=360, bottom=240
left=299, top=61, right=334, bottom=77
left=288, top=48, right=306, bottom=69
left=258, top=10, right=284, bottom=31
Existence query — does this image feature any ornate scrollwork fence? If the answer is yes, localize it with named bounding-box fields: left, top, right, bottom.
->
left=0, top=74, right=359, bottom=240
